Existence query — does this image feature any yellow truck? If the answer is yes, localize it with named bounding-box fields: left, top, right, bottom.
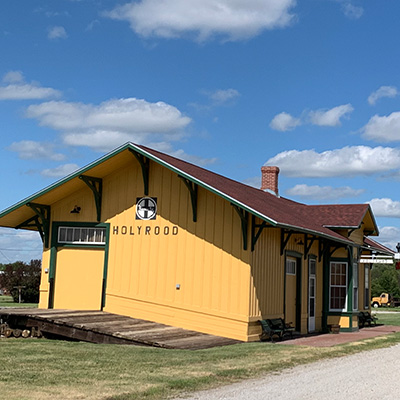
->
left=371, top=292, right=400, bottom=308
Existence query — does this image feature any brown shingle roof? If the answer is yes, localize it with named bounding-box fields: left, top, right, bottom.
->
left=137, top=144, right=378, bottom=245
left=364, top=237, right=395, bottom=255
left=0, top=142, right=380, bottom=247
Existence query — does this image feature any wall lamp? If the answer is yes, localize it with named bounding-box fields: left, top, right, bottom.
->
left=70, top=205, right=81, bottom=214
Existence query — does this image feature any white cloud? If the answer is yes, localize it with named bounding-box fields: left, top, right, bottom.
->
left=308, top=104, right=354, bottom=127
left=286, top=184, right=364, bottom=200
left=367, top=198, right=400, bottom=218
left=209, top=89, right=240, bottom=105
left=86, top=20, right=100, bottom=31
left=270, top=104, right=353, bottom=131
left=0, top=71, right=61, bottom=101
left=242, top=176, right=261, bottom=189
left=41, top=163, right=80, bottom=178
left=48, top=26, right=68, bottom=40
left=3, top=70, right=24, bottom=83
left=270, top=112, right=301, bottom=131
left=105, top=0, right=296, bottom=42
left=361, top=111, right=400, bottom=142
left=26, top=98, right=191, bottom=152
left=0, top=228, right=42, bottom=263
left=149, top=141, right=217, bottom=166
left=376, top=226, right=400, bottom=252
left=368, top=86, right=398, bottom=105
left=341, top=2, right=363, bottom=20
left=266, top=146, right=400, bottom=177
left=8, top=141, right=66, bottom=161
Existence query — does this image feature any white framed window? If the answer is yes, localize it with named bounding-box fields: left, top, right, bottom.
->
left=286, top=257, right=296, bottom=275
left=58, top=226, right=106, bottom=245
left=330, top=261, right=348, bottom=311
left=353, top=262, right=358, bottom=311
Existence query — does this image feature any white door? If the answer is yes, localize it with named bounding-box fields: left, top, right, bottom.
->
left=308, top=258, right=316, bottom=332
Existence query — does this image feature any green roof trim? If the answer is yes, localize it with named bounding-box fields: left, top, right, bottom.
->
left=0, top=142, right=361, bottom=246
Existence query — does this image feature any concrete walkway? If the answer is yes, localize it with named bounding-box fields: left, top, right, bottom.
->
left=281, top=324, right=400, bottom=347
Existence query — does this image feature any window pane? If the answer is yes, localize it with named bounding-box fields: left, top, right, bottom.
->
left=81, top=228, right=88, bottom=242
left=59, top=227, right=66, bottom=242
left=57, top=226, right=106, bottom=245
left=66, top=228, right=73, bottom=242
left=286, top=258, right=296, bottom=275
left=310, top=259, right=316, bottom=275
left=330, top=262, right=347, bottom=310
left=73, top=228, right=80, bottom=242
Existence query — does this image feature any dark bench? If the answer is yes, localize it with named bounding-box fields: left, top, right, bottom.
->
left=259, top=318, right=295, bottom=342
left=358, top=311, right=377, bottom=328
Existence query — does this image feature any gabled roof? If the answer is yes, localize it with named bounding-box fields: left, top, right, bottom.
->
left=0, top=142, right=379, bottom=247
left=363, top=237, right=395, bottom=255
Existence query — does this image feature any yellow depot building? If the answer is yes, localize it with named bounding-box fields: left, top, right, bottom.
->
left=0, top=143, right=392, bottom=341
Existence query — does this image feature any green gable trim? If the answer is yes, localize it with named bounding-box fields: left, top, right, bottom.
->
left=0, top=142, right=356, bottom=247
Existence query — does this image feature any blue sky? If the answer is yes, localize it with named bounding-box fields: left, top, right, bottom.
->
left=1, top=0, right=400, bottom=263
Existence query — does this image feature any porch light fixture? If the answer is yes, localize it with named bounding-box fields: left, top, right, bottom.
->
left=70, top=205, right=81, bottom=214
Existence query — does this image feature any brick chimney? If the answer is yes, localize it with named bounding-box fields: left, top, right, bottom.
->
left=261, top=166, right=280, bottom=196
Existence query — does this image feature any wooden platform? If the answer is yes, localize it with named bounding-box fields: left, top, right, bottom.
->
left=0, top=308, right=240, bottom=350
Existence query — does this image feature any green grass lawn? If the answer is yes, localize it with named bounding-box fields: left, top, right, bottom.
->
left=1, top=328, right=400, bottom=400
left=0, top=295, right=38, bottom=308
left=374, top=310, right=400, bottom=326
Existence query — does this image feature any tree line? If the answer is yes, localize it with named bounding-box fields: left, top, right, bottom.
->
left=371, top=264, right=400, bottom=298
left=0, top=260, right=41, bottom=303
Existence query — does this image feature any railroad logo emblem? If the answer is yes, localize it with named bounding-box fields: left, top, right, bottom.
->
left=136, top=197, right=157, bottom=220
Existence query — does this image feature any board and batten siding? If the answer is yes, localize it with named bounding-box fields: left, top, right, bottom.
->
left=249, top=228, right=324, bottom=339
left=101, top=161, right=253, bottom=341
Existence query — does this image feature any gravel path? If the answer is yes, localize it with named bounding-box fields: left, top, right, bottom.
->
left=177, top=344, right=400, bottom=400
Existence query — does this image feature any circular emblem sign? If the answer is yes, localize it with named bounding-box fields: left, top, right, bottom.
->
left=136, top=197, right=157, bottom=220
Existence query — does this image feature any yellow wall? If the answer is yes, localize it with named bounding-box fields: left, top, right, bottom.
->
left=101, top=161, right=252, bottom=341
left=327, top=315, right=350, bottom=329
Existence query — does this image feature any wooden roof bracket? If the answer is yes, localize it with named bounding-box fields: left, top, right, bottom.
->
left=232, top=204, right=248, bottom=251
left=357, top=245, right=363, bottom=259
left=251, top=215, right=268, bottom=251
left=329, top=243, right=346, bottom=258
left=281, top=229, right=293, bottom=256
left=16, top=202, right=51, bottom=248
left=318, top=239, right=328, bottom=262
left=79, top=175, right=102, bottom=222
left=129, top=149, right=150, bottom=196
left=304, top=234, right=316, bottom=260
left=178, top=175, right=198, bottom=222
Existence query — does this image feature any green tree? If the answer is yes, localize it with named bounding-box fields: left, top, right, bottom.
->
left=0, top=260, right=41, bottom=303
left=371, top=264, right=400, bottom=298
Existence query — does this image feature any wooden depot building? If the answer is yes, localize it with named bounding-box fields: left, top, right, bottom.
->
left=0, top=142, right=391, bottom=341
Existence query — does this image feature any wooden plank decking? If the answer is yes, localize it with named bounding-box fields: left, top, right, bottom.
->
left=0, top=308, right=241, bottom=350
